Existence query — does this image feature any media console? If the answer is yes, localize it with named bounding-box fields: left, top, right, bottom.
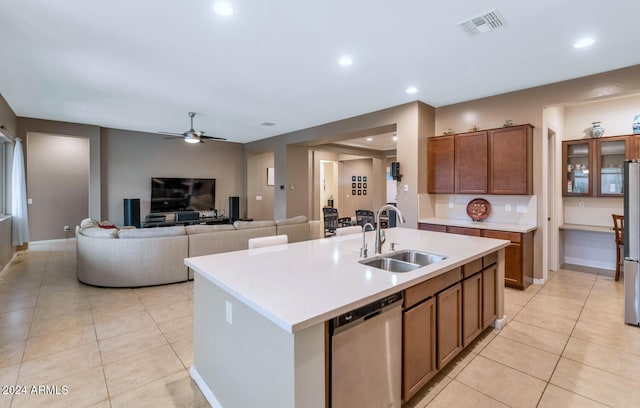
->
left=142, top=216, right=230, bottom=228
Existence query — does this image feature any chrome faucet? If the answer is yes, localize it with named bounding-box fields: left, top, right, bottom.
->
left=375, top=204, right=405, bottom=255
left=360, top=223, right=374, bottom=258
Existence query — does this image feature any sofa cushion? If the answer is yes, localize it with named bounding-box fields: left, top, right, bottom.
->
left=118, top=226, right=185, bottom=239
left=274, top=215, right=307, bottom=226
left=80, top=218, right=98, bottom=229
left=80, top=226, right=118, bottom=238
left=233, top=220, right=276, bottom=230
left=185, top=224, right=235, bottom=234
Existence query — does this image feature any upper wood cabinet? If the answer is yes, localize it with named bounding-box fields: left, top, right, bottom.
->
left=455, top=131, right=488, bottom=194
left=427, top=124, right=533, bottom=195
left=488, top=125, right=533, bottom=195
left=562, top=134, right=633, bottom=197
left=427, top=136, right=454, bottom=193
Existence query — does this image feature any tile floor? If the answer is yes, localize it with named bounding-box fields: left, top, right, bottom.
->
left=1, top=240, right=639, bottom=407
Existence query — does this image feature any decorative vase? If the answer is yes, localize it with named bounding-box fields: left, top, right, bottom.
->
left=589, top=121, right=605, bottom=138
left=633, top=115, right=640, bottom=135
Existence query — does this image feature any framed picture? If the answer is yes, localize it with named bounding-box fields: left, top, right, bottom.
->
left=267, top=167, right=275, bottom=186
left=363, top=190, right=367, bottom=195
left=357, top=176, right=362, bottom=181
left=352, top=189, right=356, bottom=195
left=357, top=190, right=362, bottom=195
left=363, top=176, right=367, bottom=182
left=363, top=182, right=367, bottom=188
left=352, top=182, right=356, bottom=188
left=358, top=182, right=362, bottom=188
left=352, top=176, right=356, bottom=181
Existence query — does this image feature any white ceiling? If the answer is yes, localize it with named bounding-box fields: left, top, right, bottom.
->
left=1, top=1, right=639, bottom=144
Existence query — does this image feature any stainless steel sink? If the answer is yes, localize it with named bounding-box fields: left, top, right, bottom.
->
left=359, top=250, right=446, bottom=272
left=387, top=250, right=447, bottom=266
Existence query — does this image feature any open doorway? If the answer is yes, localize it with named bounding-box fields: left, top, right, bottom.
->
left=320, top=160, right=339, bottom=210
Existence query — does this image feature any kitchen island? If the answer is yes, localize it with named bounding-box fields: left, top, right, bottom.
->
left=185, top=227, right=509, bottom=408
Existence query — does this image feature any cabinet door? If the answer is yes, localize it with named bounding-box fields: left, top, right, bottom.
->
left=427, top=136, right=455, bottom=193
left=562, top=139, right=594, bottom=196
left=455, top=132, right=488, bottom=194
left=402, top=297, right=436, bottom=401
left=488, top=125, right=533, bottom=195
left=482, top=265, right=498, bottom=328
left=436, top=283, right=462, bottom=369
left=503, top=243, right=523, bottom=288
left=446, top=226, right=481, bottom=236
left=462, top=273, right=482, bottom=347
left=596, top=136, right=629, bottom=197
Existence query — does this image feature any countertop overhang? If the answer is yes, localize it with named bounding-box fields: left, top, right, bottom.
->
left=185, top=228, right=509, bottom=333
left=419, top=217, right=537, bottom=233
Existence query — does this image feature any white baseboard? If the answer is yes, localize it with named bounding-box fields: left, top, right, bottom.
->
left=190, top=365, right=223, bottom=408
left=533, top=277, right=546, bottom=285
left=29, top=237, right=76, bottom=244
left=492, top=315, right=507, bottom=330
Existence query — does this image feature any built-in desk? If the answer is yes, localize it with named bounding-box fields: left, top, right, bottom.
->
left=559, top=223, right=616, bottom=270
left=559, top=223, right=614, bottom=234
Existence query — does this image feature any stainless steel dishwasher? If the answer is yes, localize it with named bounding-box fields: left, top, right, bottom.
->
left=330, top=291, right=403, bottom=408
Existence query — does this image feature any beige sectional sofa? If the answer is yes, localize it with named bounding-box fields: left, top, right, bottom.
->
left=76, top=216, right=321, bottom=288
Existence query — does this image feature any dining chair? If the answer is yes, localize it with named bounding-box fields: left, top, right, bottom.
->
left=612, top=214, right=624, bottom=281
left=323, top=207, right=352, bottom=237
left=355, top=209, right=375, bottom=228
left=248, top=234, right=288, bottom=249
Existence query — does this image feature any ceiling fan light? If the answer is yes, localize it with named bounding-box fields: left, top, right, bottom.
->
left=185, top=136, right=200, bottom=144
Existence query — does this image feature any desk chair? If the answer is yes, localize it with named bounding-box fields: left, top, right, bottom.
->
left=248, top=234, right=288, bottom=249
left=612, top=214, right=624, bottom=281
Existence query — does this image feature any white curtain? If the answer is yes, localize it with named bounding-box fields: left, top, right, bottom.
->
left=12, top=137, right=30, bottom=245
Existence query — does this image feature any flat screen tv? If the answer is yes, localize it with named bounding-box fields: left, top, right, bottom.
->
left=150, top=177, right=216, bottom=213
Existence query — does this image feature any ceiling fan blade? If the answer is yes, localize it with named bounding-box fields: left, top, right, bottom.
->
left=158, top=131, right=185, bottom=136
left=201, top=135, right=228, bottom=141
left=163, top=136, right=184, bottom=140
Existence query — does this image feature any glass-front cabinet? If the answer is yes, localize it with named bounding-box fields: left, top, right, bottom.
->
left=562, top=135, right=633, bottom=197
left=563, top=140, right=593, bottom=196
left=595, top=136, right=629, bottom=197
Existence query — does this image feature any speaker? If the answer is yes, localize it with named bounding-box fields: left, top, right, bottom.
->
left=229, top=196, right=240, bottom=222
left=123, top=198, right=140, bottom=228
left=391, top=162, right=402, bottom=181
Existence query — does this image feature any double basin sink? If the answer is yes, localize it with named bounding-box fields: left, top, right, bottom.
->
left=359, top=249, right=446, bottom=273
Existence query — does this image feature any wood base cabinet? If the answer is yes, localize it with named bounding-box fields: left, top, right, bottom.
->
left=462, top=273, right=482, bottom=347
left=402, top=297, right=436, bottom=401
left=436, top=283, right=462, bottom=369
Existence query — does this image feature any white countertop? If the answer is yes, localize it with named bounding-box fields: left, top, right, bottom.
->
left=559, top=223, right=614, bottom=234
left=419, top=217, right=537, bottom=233
left=185, top=228, right=509, bottom=333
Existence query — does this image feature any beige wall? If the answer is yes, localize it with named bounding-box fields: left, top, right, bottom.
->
left=246, top=151, right=275, bottom=221
left=340, top=158, right=374, bottom=218
left=26, top=133, right=89, bottom=241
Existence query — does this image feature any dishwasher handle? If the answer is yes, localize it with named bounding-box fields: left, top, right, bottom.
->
left=330, top=291, right=403, bottom=335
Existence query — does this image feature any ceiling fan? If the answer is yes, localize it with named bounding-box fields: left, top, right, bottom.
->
left=159, top=112, right=227, bottom=144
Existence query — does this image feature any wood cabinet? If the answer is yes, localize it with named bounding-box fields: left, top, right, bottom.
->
left=482, top=263, right=498, bottom=328
left=427, top=124, right=533, bottom=195
left=488, top=125, right=533, bottom=195
left=402, top=297, right=436, bottom=400
left=455, top=131, right=488, bottom=194
left=427, top=136, right=455, bottom=193
left=446, top=226, right=481, bottom=236
left=436, top=283, right=462, bottom=369
left=462, top=273, right=482, bottom=347
left=563, top=134, right=633, bottom=197
left=419, top=223, right=446, bottom=232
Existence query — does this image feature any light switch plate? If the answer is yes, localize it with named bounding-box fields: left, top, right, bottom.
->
left=403, top=184, right=409, bottom=192
left=256, top=196, right=262, bottom=201
left=27, top=198, right=33, bottom=205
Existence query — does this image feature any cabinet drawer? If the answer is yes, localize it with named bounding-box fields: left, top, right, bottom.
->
left=483, top=229, right=521, bottom=243
left=462, top=258, right=482, bottom=278
left=483, top=251, right=498, bottom=268
left=446, top=226, right=482, bottom=236
left=405, top=267, right=462, bottom=309
left=419, top=223, right=446, bottom=232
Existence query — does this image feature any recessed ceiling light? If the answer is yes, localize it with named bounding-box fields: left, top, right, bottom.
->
left=338, top=56, right=353, bottom=66
left=366, top=137, right=373, bottom=142
left=406, top=86, right=418, bottom=94
left=213, top=1, right=234, bottom=16
left=574, top=38, right=595, bottom=48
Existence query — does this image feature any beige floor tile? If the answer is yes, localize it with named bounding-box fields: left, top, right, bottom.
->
left=456, top=355, right=546, bottom=408
left=525, top=294, right=585, bottom=317
left=498, top=320, right=569, bottom=355
left=110, top=370, right=208, bottom=408
left=513, top=307, right=577, bottom=336
left=88, top=288, right=143, bottom=308
left=537, top=284, right=591, bottom=304
left=404, top=373, right=451, bottom=408
left=0, top=339, right=26, bottom=369
left=17, top=343, right=102, bottom=386
left=158, top=315, right=193, bottom=344
left=148, top=299, right=193, bottom=325
left=138, top=289, right=190, bottom=310
left=571, top=321, right=640, bottom=357
left=170, top=337, right=194, bottom=369
left=94, top=310, right=156, bottom=341
left=426, top=379, right=509, bottom=408
left=538, top=384, right=608, bottom=408
left=98, top=325, right=168, bottom=365
left=503, top=301, right=522, bottom=323
left=551, top=357, right=640, bottom=407
left=103, top=344, right=185, bottom=397
left=28, top=312, right=94, bottom=337
left=464, top=328, right=498, bottom=354
left=439, top=348, right=477, bottom=379
left=0, top=362, right=20, bottom=389
left=563, top=336, right=640, bottom=381
left=503, top=286, right=538, bottom=306
left=32, top=301, right=90, bottom=321
left=11, top=366, right=108, bottom=408
left=0, top=307, right=34, bottom=329
left=90, top=298, right=146, bottom=322
left=0, top=322, right=30, bottom=344
left=480, top=335, right=560, bottom=381
left=23, top=324, right=96, bottom=361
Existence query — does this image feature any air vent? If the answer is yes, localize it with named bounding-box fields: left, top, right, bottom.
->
left=458, top=9, right=506, bottom=36
left=260, top=122, right=276, bottom=126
